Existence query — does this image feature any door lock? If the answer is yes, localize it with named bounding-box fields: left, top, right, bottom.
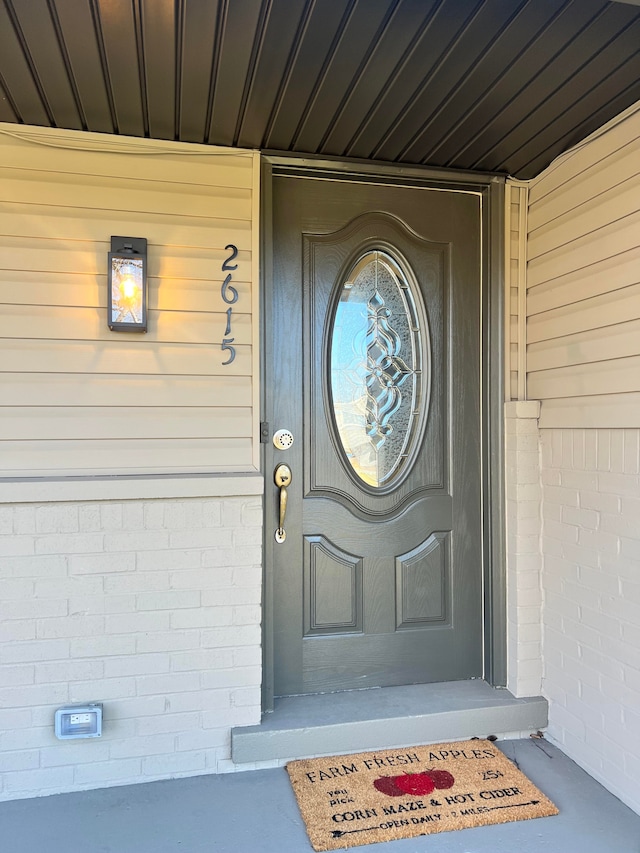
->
left=273, top=429, right=294, bottom=450
left=274, top=464, right=292, bottom=544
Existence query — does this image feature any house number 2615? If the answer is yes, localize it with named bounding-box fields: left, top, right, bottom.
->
left=221, top=244, right=238, bottom=365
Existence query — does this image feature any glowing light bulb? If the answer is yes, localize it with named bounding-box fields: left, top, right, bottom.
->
left=120, top=275, right=138, bottom=302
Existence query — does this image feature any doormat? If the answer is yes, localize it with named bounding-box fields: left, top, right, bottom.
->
left=286, top=739, right=558, bottom=851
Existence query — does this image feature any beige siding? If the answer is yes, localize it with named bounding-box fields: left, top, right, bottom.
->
left=505, top=180, right=528, bottom=401
left=0, top=125, right=259, bottom=476
left=526, top=106, right=640, bottom=428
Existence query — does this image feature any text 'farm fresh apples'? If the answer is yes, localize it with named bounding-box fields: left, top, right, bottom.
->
left=373, top=769, right=455, bottom=797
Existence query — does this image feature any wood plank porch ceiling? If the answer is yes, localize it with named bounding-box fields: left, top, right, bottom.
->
left=0, top=0, right=638, bottom=179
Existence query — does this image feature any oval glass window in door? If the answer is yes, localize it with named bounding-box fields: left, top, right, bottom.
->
left=329, top=249, right=428, bottom=488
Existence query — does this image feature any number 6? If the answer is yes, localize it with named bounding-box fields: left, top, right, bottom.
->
left=221, top=273, right=238, bottom=304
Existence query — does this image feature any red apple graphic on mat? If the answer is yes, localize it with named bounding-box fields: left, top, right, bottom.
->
left=373, top=769, right=456, bottom=797
left=373, top=769, right=455, bottom=797
left=426, top=769, right=455, bottom=789
left=393, top=772, right=436, bottom=796
left=373, top=776, right=404, bottom=796
left=373, top=772, right=436, bottom=797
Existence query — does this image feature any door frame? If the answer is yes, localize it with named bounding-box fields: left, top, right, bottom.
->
left=260, top=154, right=506, bottom=711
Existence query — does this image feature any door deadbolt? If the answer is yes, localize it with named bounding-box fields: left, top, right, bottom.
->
left=273, top=429, right=294, bottom=450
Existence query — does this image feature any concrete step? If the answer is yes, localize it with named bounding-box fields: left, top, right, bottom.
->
left=231, top=680, right=548, bottom=764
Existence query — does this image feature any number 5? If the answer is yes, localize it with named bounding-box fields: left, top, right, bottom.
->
left=222, top=338, right=236, bottom=365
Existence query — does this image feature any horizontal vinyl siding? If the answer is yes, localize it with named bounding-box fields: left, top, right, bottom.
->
left=527, top=106, right=640, bottom=429
left=508, top=188, right=519, bottom=400
left=0, top=126, right=259, bottom=476
left=505, top=181, right=527, bottom=401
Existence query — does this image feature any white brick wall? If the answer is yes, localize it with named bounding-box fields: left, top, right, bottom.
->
left=0, top=494, right=262, bottom=801
left=541, top=428, right=640, bottom=815
left=505, top=401, right=543, bottom=698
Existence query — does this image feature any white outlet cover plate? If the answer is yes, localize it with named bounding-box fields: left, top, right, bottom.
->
left=55, top=705, right=102, bottom=739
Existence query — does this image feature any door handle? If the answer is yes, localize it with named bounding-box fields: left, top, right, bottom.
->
left=274, top=464, right=292, bottom=544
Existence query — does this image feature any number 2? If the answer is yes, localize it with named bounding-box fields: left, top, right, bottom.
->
left=222, top=244, right=238, bottom=271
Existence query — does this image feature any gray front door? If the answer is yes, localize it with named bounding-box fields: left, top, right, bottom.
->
left=265, top=172, right=483, bottom=698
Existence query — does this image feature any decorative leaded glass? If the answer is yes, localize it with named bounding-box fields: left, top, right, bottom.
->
left=329, top=249, right=427, bottom=487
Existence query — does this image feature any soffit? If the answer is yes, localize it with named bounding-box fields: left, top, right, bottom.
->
left=0, top=0, right=639, bottom=179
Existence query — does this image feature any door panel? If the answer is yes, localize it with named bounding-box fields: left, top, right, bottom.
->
left=304, top=535, right=363, bottom=635
left=267, top=174, right=482, bottom=697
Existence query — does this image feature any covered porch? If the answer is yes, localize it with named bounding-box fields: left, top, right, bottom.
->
left=0, top=0, right=638, bottom=831
left=2, top=738, right=639, bottom=852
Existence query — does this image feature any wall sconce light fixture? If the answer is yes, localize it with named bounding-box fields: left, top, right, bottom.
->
left=108, top=236, right=147, bottom=332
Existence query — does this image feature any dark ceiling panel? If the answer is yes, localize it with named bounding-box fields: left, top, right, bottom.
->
left=140, top=0, right=176, bottom=140
left=263, top=0, right=355, bottom=152
left=393, top=0, right=567, bottom=166
left=364, top=0, right=526, bottom=162
left=0, top=1, right=53, bottom=125
left=344, top=0, right=478, bottom=160
left=235, top=0, right=312, bottom=148
left=505, top=44, right=640, bottom=178
left=0, top=0, right=638, bottom=179
left=470, top=1, right=639, bottom=172
left=291, top=0, right=397, bottom=154
left=441, top=0, right=612, bottom=171
left=9, top=0, right=83, bottom=130
left=95, top=0, right=145, bottom=137
left=321, top=0, right=442, bottom=156
left=53, top=0, right=114, bottom=133
left=178, top=0, right=220, bottom=143
left=418, top=0, right=572, bottom=167
left=0, top=79, right=19, bottom=123
left=206, top=0, right=264, bottom=146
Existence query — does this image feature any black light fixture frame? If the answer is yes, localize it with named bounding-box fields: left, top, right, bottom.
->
left=107, top=236, right=148, bottom=332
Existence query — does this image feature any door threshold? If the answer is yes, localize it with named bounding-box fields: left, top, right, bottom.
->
left=231, top=680, right=547, bottom=765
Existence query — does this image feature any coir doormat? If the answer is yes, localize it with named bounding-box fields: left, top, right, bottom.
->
left=287, top=739, right=558, bottom=851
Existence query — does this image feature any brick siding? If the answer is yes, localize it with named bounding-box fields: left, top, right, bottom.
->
left=541, top=428, right=640, bottom=815
left=0, top=496, right=262, bottom=800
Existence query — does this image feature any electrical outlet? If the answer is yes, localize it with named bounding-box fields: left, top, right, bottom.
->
left=70, top=713, right=93, bottom=725
left=55, top=704, right=103, bottom=739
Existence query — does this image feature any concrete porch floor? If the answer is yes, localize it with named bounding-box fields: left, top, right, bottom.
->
left=1, top=739, right=638, bottom=853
